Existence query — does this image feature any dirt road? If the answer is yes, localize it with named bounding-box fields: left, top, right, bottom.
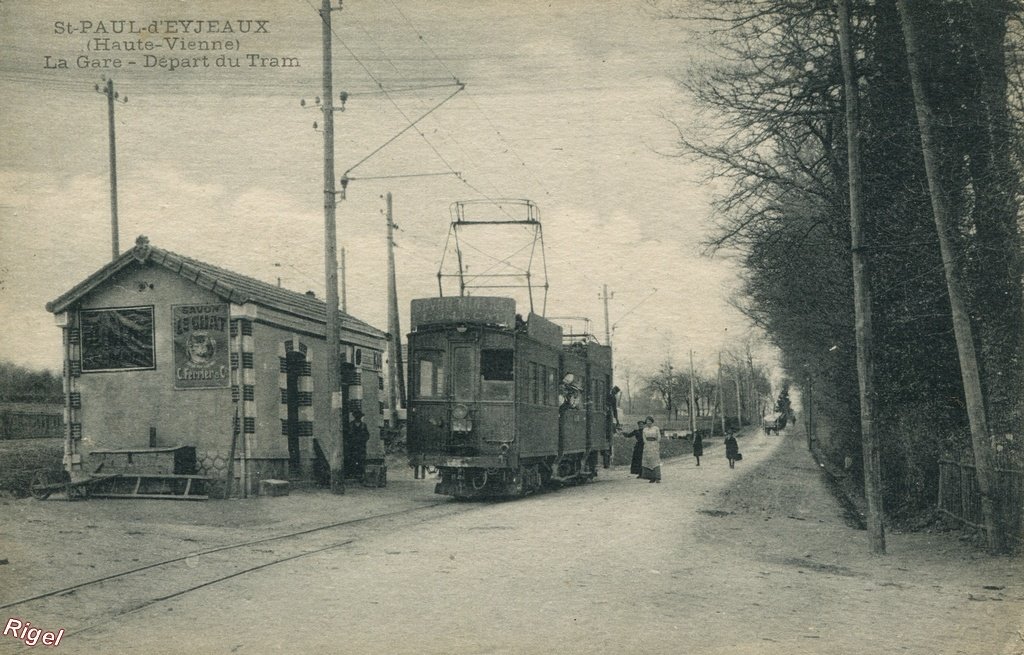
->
left=2, top=427, right=1021, bottom=654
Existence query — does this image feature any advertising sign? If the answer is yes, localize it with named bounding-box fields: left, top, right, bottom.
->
left=172, top=304, right=230, bottom=389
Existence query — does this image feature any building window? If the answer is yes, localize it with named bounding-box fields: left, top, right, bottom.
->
left=79, top=306, right=156, bottom=372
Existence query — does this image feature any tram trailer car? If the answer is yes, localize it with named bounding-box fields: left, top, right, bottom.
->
left=407, top=296, right=614, bottom=498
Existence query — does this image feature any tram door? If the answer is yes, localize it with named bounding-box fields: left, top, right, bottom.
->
left=450, top=345, right=476, bottom=453
left=452, top=346, right=476, bottom=404
left=284, top=350, right=305, bottom=475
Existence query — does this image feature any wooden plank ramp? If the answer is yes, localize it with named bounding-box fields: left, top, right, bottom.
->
left=88, top=474, right=213, bottom=500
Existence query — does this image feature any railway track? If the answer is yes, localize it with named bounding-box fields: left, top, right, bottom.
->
left=0, top=499, right=473, bottom=650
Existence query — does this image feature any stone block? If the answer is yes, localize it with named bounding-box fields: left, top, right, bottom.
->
left=259, top=479, right=289, bottom=497
left=362, top=463, right=387, bottom=488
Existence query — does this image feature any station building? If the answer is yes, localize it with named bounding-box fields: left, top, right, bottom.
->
left=46, top=236, right=387, bottom=495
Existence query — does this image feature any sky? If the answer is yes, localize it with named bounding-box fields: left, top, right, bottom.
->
left=0, top=0, right=776, bottom=383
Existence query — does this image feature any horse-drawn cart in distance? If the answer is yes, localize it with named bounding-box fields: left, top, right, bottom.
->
left=763, top=412, right=788, bottom=435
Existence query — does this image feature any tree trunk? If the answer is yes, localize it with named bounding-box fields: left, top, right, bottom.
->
left=837, top=0, right=885, bottom=554
left=896, top=0, right=1004, bottom=553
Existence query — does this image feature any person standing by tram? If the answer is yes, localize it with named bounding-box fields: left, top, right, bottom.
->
left=604, top=386, right=621, bottom=469
left=640, top=415, right=662, bottom=483
left=625, top=419, right=645, bottom=477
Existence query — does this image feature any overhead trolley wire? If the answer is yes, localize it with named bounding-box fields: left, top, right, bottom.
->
left=382, top=0, right=554, bottom=201
left=325, top=0, right=542, bottom=223
left=301, top=0, right=464, bottom=182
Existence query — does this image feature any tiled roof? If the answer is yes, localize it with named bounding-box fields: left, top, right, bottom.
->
left=46, top=236, right=387, bottom=341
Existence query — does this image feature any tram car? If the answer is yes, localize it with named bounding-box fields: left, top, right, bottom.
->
left=407, top=296, right=614, bottom=498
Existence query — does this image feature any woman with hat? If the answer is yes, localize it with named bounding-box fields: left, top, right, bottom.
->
left=640, top=416, right=662, bottom=483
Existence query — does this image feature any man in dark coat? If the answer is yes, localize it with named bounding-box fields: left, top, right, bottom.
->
left=625, top=420, right=645, bottom=477
left=692, top=431, right=704, bottom=466
left=346, top=410, right=370, bottom=480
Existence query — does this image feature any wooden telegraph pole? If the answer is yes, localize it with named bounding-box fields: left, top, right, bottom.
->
left=340, top=247, right=347, bottom=313
left=319, top=0, right=345, bottom=494
left=737, top=372, right=745, bottom=429
left=896, top=0, right=1001, bottom=551
left=385, top=192, right=406, bottom=414
left=837, top=0, right=885, bottom=554
left=717, top=352, right=726, bottom=436
left=688, top=351, right=697, bottom=437
left=601, top=285, right=613, bottom=347
left=96, top=77, right=125, bottom=260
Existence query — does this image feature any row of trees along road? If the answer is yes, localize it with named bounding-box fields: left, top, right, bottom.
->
left=634, top=347, right=773, bottom=428
left=654, top=0, right=1024, bottom=553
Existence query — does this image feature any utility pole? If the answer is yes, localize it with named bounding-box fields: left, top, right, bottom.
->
left=838, top=0, right=885, bottom=554
left=96, top=77, right=126, bottom=260
left=897, top=0, right=1001, bottom=551
left=600, top=285, right=613, bottom=347
left=717, top=352, right=726, bottom=436
left=625, top=372, right=632, bottom=414
left=737, top=372, right=745, bottom=429
left=319, top=0, right=344, bottom=494
left=666, top=363, right=673, bottom=423
left=385, top=192, right=406, bottom=415
left=806, top=375, right=814, bottom=450
left=340, top=247, right=347, bottom=313
left=688, top=350, right=697, bottom=437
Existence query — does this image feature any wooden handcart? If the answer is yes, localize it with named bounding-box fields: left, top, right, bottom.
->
left=28, top=469, right=212, bottom=500
left=28, top=470, right=122, bottom=501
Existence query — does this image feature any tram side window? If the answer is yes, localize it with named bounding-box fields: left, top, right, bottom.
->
left=540, top=364, right=549, bottom=405
left=528, top=363, right=538, bottom=404
left=480, top=349, right=514, bottom=400
left=416, top=352, right=446, bottom=398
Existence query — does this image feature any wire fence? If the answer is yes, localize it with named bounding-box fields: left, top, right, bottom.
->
left=938, top=457, right=1023, bottom=548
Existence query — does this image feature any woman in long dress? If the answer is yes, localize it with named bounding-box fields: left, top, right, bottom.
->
left=724, top=432, right=740, bottom=469
left=640, top=416, right=662, bottom=483
left=625, top=420, right=645, bottom=477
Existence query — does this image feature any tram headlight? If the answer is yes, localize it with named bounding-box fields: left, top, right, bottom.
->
left=451, top=404, right=469, bottom=420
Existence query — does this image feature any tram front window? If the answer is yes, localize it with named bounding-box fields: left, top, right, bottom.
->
left=480, top=349, right=513, bottom=400
left=416, top=352, right=445, bottom=398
